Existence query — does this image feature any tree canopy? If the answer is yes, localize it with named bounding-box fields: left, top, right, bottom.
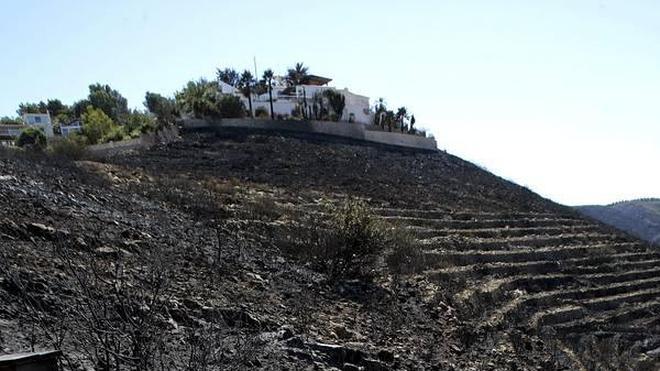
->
left=87, top=83, right=129, bottom=122
left=175, top=78, right=222, bottom=119
left=144, top=92, right=177, bottom=125
left=81, top=106, right=116, bottom=144
left=217, top=68, right=240, bottom=87
left=286, top=62, right=309, bottom=86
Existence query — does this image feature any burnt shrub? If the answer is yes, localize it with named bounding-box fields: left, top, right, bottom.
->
left=48, top=134, right=88, bottom=159
left=385, top=226, right=425, bottom=276
left=282, top=200, right=423, bottom=281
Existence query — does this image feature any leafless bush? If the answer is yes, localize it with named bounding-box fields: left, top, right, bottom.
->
left=243, top=195, right=283, bottom=221
left=31, top=236, right=178, bottom=371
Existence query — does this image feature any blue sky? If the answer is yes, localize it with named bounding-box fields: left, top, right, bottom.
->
left=1, top=0, right=658, bottom=205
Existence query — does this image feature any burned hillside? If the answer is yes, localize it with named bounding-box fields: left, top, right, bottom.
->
left=0, top=130, right=658, bottom=370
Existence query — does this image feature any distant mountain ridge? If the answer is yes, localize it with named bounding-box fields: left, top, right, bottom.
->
left=577, top=198, right=660, bottom=245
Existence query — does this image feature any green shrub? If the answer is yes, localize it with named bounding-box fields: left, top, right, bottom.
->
left=218, top=95, right=245, bottom=119
left=299, top=200, right=389, bottom=279
left=15, top=127, right=47, bottom=149
left=255, top=107, right=269, bottom=119
left=100, top=125, right=128, bottom=143
left=48, top=134, right=88, bottom=159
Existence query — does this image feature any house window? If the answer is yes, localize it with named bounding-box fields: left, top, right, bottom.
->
left=34, top=116, right=42, bottom=123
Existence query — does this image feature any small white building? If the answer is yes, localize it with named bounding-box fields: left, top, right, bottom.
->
left=60, top=120, right=83, bottom=137
left=22, top=113, right=55, bottom=137
left=219, top=75, right=373, bottom=124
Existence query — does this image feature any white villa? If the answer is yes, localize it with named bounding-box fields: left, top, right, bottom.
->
left=219, top=75, right=372, bottom=124
left=22, top=113, right=55, bottom=137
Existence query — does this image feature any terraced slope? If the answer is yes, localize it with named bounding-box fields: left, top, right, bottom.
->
left=373, top=207, right=660, bottom=370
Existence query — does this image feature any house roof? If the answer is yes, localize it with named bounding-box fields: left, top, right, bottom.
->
left=305, top=75, right=332, bottom=86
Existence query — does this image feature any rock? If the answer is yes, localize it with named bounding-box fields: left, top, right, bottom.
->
left=183, top=298, right=203, bottom=310
left=25, top=222, right=69, bottom=240
left=376, top=349, right=394, bottom=364
left=332, top=323, right=355, bottom=340
left=278, top=326, right=295, bottom=340
left=343, top=363, right=362, bottom=371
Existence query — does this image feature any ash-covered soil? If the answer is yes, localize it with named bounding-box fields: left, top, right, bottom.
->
left=0, top=130, right=657, bottom=370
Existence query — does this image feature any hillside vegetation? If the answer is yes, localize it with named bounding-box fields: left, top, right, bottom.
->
left=0, top=129, right=658, bottom=370
left=578, top=199, right=660, bottom=245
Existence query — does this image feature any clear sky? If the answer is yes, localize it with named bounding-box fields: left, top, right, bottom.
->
left=1, top=0, right=658, bottom=206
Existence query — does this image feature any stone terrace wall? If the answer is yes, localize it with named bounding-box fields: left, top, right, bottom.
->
left=181, top=118, right=437, bottom=151
left=87, top=126, right=179, bottom=157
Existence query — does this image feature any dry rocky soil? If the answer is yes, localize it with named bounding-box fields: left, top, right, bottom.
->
left=0, top=128, right=658, bottom=370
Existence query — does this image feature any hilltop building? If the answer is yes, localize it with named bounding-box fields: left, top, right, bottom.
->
left=0, top=112, right=55, bottom=145
left=218, top=75, right=372, bottom=124
left=22, top=113, right=55, bottom=137
left=60, top=119, right=83, bottom=137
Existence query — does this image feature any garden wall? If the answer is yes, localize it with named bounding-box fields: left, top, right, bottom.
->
left=181, top=118, right=437, bottom=151
left=87, top=126, right=179, bottom=157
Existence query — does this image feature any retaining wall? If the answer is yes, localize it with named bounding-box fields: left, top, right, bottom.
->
left=87, top=126, right=179, bottom=157
left=181, top=118, right=437, bottom=151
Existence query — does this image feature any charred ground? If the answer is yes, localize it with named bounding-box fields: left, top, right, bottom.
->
left=0, top=129, right=657, bottom=370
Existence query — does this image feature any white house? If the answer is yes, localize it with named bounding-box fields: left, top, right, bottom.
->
left=0, top=125, right=24, bottom=146
left=22, top=113, right=55, bottom=137
left=219, top=75, right=373, bottom=124
left=60, top=120, right=83, bottom=137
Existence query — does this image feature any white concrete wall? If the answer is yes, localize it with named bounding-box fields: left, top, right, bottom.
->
left=181, top=118, right=437, bottom=151
left=87, top=126, right=179, bottom=156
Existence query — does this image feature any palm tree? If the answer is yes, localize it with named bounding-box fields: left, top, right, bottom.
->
left=216, top=68, right=240, bottom=87
left=262, top=69, right=275, bottom=120
left=286, top=62, right=309, bottom=86
left=396, top=106, right=408, bottom=132
left=239, top=70, right=254, bottom=117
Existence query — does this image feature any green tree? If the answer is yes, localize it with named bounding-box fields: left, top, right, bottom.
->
left=87, top=83, right=129, bottom=122
left=144, top=92, right=177, bottom=125
left=239, top=70, right=254, bottom=118
left=175, top=78, right=221, bottom=119
left=216, top=68, right=240, bottom=87
left=15, top=127, right=47, bottom=149
left=323, top=90, right=346, bottom=121
left=16, top=102, right=45, bottom=116
left=125, top=110, right=156, bottom=137
left=286, top=62, right=309, bottom=86
left=81, top=106, right=116, bottom=144
left=45, top=99, right=69, bottom=117
left=0, top=116, right=23, bottom=125
left=72, top=99, right=91, bottom=118
left=262, top=69, right=275, bottom=120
